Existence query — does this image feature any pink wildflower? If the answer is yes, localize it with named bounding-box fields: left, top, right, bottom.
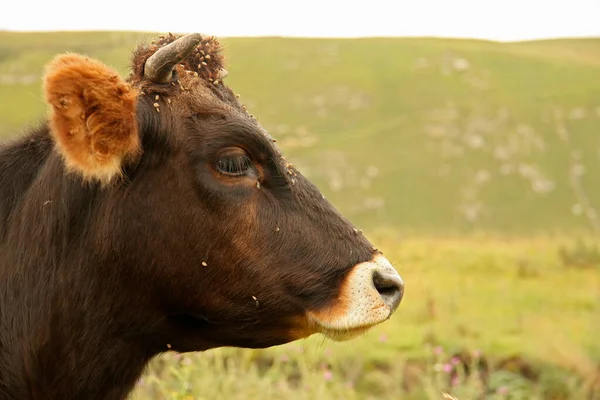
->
left=497, top=386, right=509, bottom=395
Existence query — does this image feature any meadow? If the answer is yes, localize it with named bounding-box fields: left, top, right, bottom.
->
left=1, top=31, right=599, bottom=399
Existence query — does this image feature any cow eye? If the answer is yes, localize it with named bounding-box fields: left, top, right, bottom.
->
left=215, top=149, right=253, bottom=177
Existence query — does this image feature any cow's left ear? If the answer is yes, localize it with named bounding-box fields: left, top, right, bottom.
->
left=43, top=53, right=140, bottom=184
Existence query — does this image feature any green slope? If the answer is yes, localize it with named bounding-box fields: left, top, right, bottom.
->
left=2, top=31, right=600, bottom=234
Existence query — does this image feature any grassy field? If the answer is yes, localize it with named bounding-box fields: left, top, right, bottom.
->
left=1, top=32, right=599, bottom=398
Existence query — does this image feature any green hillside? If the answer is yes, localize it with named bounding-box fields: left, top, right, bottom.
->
left=2, top=31, right=600, bottom=234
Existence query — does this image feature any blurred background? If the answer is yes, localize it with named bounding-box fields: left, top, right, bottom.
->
left=1, top=1, right=599, bottom=398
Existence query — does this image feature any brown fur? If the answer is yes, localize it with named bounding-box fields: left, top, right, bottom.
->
left=127, top=33, right=241, bottom=122
left=43, top=53, right=140, bottom=184
left=0, top=32, right=395, bottom=400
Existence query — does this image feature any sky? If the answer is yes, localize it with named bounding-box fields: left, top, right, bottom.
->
left=2, top=0, right=600, bottom=42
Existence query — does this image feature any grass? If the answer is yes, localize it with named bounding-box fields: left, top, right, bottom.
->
left=128, top=233, right=600, bottom=399
left=2, top=32, right=600, bottom=234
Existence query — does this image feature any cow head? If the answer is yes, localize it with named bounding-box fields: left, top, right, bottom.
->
left=41, top=33, right=404, bottom=352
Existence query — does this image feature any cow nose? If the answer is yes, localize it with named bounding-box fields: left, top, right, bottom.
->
left=306, top=254, right=404, bottom=340
left=372, top=269, right=404, bottom=312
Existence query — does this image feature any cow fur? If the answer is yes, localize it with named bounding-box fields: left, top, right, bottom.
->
left=43, top=54, right=140, bottom=184
left=0, top=33, right=389, bottom=400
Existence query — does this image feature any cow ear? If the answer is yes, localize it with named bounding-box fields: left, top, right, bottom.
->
left=43, top=53, right=140, bottom=184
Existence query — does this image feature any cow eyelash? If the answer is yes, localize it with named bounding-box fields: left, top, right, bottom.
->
left=215, top=152, right=253, bottom=177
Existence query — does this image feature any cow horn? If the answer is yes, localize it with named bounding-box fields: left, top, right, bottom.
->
left=144, top=33, right=203, bottom=83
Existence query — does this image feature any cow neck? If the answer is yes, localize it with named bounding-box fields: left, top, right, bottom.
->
left=1, top=289, right=155, bottom=400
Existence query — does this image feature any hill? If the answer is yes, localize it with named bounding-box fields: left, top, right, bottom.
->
left=2, top=31, right=600, bottom=234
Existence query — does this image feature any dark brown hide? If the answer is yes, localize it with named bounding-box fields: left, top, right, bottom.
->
left=0, top=33, right=400, bottom=400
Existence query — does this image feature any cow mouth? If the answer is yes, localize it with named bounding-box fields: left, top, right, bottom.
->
left=306, top=305, right=395, bottom=342
left=310, top=320, right=379, bottom=342
left=303, top=254, right=403, bottom=342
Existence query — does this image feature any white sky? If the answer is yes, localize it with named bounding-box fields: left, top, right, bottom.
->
left=2, top=0, right=600, bottom=42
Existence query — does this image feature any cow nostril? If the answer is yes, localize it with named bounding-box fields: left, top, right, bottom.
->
left=372, top=270, right=404, bottom=312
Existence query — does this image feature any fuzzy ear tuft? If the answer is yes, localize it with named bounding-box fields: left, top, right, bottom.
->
left=43, top=53, right=140, bottom=184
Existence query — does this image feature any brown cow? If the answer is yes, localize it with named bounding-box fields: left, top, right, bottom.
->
left=0, top=33, right=404, bottom=400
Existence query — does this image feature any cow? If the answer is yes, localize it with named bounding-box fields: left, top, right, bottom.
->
left=0, top=32, right=404, bottom=400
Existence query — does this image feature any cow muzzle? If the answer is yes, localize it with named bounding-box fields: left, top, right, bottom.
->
left=307, top=253, right=404, bottom=341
